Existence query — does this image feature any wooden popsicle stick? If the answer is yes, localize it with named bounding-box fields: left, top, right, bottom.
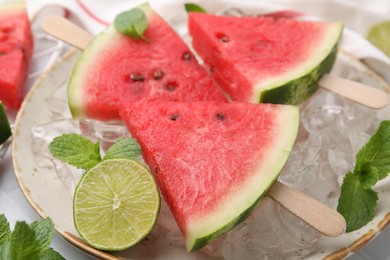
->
left=319, top=74, right=389, bottom=109
left=268, top=181, right=345, bottom=237
left=41, top=15, right=389, bottom=110
left=41, top=15, right=346, bottom=237
left=41, top=15, right=94, bottom=50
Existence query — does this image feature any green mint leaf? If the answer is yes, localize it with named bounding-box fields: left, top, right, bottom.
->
left=40, top=248, right=65, bottom=260
left=354, top=120, right=390, bottom=181
left=10, top=221, right=41, bottom=260
left=30, top=218, right=55, bottom=252
left=114, top=8, right=149, bottom=42
left=337, top=173, right=378, bottom=232
left=103, top=138, right=142, bottom=160
left=0, top=214, right=11, bottom=244
left=0, top=241, right=11, bottom=259
left=184, top=3, right=206, bottom=13
left=48, top=134, right=101, bottom=170
left=358, top=162, right=379, bottom=189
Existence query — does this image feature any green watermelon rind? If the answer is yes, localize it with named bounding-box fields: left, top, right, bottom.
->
left=257, top=24, right=343, bottom=105
left=0, top=101, right=11, bottom=145
left=259, top=42, right=339, bottom=105
left=185, top=105, right=300, bottom=252
left=189, top=177, right=276, bottom=252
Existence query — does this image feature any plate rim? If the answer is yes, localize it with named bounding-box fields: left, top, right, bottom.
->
left=11, top=11, right=390, bottom=260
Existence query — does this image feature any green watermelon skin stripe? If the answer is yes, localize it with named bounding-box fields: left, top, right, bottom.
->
left=189, top=174, right=277, bottom=251
left=260, top=43, right=338, bottom=105
left=120, top=102, right=299, bottom=252
left=188, top=13, right=343, bottom=106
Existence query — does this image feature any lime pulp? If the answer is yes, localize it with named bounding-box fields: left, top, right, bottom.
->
left=73, top=158, right=160, bottom=251
left=366, top=20, right=390, bottom=57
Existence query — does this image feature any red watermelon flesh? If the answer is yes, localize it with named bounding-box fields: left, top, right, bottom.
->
left=188, top=13, right=342, bottom=105
left=120, top=101, right=299, bottom=251
left=68, top=4, right=226, bottom=121
left=0, top=3, right=33, bottom=109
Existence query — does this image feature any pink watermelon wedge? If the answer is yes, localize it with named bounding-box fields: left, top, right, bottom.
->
left=120, top=101, right=299, bottom=251
left=68, top=4, right=226, bottom=121
left=0, top=3, right=33, bottom=109
left=188, top=12, right=343, bottom=105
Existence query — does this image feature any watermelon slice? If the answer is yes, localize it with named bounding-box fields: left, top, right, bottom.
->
left=120, top=101, right=299, bottom=251
left=68, top=4, right=226, bottom=121
left=0, top=3, right=33, bottom=109
left=188, top=13, right=343, bottom=105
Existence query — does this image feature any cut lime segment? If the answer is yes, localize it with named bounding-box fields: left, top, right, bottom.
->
left=0, top=101, right=12, bottom=145
left=367, top=21, right=390, bottom=57
left=73, top=158, right=160, bottom=251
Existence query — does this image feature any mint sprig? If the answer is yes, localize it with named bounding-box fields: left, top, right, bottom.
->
left=0, top=214, right=64, bottom=260
left=103, top=138, right=142, bottom=160
left=114, top=8, right=149, bottom=42
left=48, top=134, right=101, bottom=170
left=184, top=3, right=206, bottom=13
left=337, top=120, right=390, bottom=232
left=49, top=134, right=142, bottom=170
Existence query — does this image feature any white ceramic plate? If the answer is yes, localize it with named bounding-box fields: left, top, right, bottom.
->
left=12, top=1, right=390, bottom=259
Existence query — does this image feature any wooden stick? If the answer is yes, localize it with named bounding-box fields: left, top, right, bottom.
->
left=268, top=182, right=345, bottom=237
left=319, top=74, right=389, bottom=109
left=41, top=15, right=347, bottom=237
left=41, top=15, right=93, bottom=50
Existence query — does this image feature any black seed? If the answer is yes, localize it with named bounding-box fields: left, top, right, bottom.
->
left=216, top=113, right=225, bottom=120
left=182, top=52, right=191, bottom=60
left=220, top=36, right=229, bottom=43
left=154, top=166, right=158, bottom=174
left=130, top=73, right=144, bottom=81
left=170, top=114, right=178, bottom=121
left=165, top=82, right=177, bottom=92
left=153, top=69, right=164, bottom=80
left=210, top=66, right=216, bottom=73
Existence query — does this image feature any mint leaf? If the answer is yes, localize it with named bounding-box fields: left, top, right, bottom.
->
left=0, top=241, right=11, bottom=259
left=30, top=218, right=55, bottom=252
left=114, top=8, right=149, bottom=42
left=40, top=248, right=65, bottom=260
left=354, top=120, right=390, bottom=181
left=337, top=173, right=378, bottom=232
left=0, top=216, right=63, bottom=260
left=0, top=214, right=11, bottom=244
left=184, top=3, right=206, bottom=13
left=10, top=221, right=41, bottom=260
left=49, top=134, right=101, bottom=170
left=103, top=138, right=142, bottom=160
left=358, top=162, right=379, bottom=189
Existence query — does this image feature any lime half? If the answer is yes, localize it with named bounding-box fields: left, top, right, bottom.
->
left=0, top=101, right=11, bottom=145
left=74, top=159, right=160, bottom=251
left=367, top=21, right=390, bottom=57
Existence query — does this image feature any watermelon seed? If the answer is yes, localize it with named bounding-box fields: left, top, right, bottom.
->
left=216, top=113, right=226, bottom=120
left=130, top=73, right=145, bottom=81
left=153, top=69, right=164, bottom=80
left=210, top=66, right=216, bottom=73
left=165, top=82, right=177, bottom=92
left=215, top=32, right=229, bottom=43
left=154, top=166, right=158, bottom=174
left=182, top=52, right=192, bottom=60
left=169, top=114, right=178, bottom=121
